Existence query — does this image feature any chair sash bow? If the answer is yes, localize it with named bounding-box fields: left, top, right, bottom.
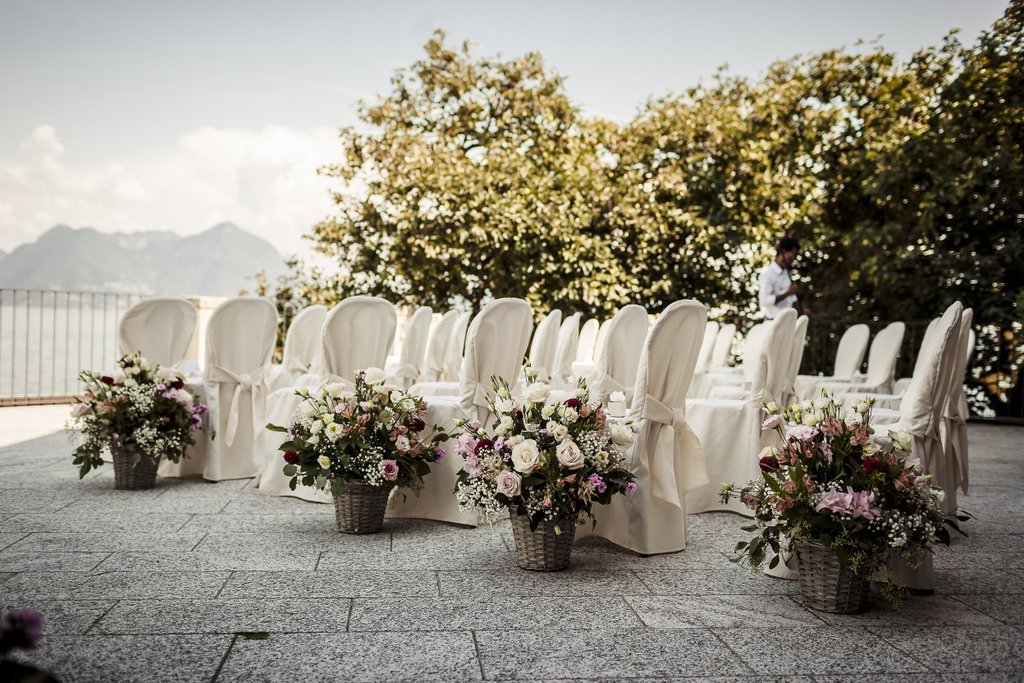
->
left=207, top=365, right=268, bottom=447
left=636, top=394, right=709, bottom=507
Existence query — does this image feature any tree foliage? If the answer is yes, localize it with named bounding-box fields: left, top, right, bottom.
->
left=272, top=5, right=1023, bottom=415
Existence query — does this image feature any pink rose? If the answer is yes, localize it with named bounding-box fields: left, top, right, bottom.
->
left=787, top=424, right=817, bottom=441
left=379, top=460, right=399, bottom=481
left=495, top=471, right=522, bottom=497
left=394, top=435, right=411, bottom=453
left=762, top=414, right=784, bottom=431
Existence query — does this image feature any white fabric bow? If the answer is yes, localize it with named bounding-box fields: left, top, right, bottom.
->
left=634, top=394, right=709, bottom=507
left=207, top=365, right=268, bottom=447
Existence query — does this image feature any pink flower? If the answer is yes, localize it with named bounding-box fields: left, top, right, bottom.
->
left=787, top=424, right=818, bottom=441
left=762, top=414, right=784, bottom=431
left=394, top=435, right=411, bottom=453
left=849, top=424, right=871, bottom=446
left=587, top=472, right=607, bottom=493
left=821, top=418, right=844, bottom=437
left=379, top=460, right=399, bottom=481
left=456, top=434, right=477, bottom=457
left=625, top=481, right=638, bottom=493
left=495, top=471, right=522, bottom=497
left=461, top=452, right=483, bottom=478
left=814, top=487, right=881, bottom=519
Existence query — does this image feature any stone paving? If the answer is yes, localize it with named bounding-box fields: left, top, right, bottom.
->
left=1, top=405, right=1022, bottom=682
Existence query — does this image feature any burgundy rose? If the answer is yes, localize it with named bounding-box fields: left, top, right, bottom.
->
left=172, top=379, right=185, bottom=390
left=758, top=455, right=779, bottom=473
left=474, top=438, right=493, bottom=454
left=413, top=418, right=426, bottom=432
left=564, top=398, right=580, bottom=409
left=100, top=375, right=114, bottom=385
left=283, top=450, right=299, bottom=465
left=863, top=456, right=889, bottom=474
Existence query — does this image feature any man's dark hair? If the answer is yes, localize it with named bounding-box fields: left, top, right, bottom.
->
left=777, top=236, right=800, bottom=254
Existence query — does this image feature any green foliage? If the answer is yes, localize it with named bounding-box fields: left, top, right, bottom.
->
left=271, top=5, right=1023, bottom=414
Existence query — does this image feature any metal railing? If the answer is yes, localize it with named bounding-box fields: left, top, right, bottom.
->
left=0, top=288, right=147, bottom=406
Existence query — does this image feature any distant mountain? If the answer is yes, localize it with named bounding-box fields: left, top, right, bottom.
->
left=0, top=223, right=287, bottom=296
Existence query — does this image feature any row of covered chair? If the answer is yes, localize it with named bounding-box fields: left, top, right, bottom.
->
left=113, top=295, right=975, bottom=558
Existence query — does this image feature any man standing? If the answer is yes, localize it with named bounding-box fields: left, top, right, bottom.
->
left=759, top=236, right=800, bottom=319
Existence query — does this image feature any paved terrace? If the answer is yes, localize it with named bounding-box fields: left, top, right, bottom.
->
left=1, top=405, right=1022, bottom=682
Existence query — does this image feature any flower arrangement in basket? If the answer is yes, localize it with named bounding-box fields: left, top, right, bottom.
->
left=67, top=353, right=206, bottom=490
left=720, top=394, right=961, bottom=612
left=454, top=371, right=637, bottom=570
left=267, top=367, right=450, bottom=534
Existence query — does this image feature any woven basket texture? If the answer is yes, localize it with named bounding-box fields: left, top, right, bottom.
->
left=333, top=480, right=391, bottom=534
left=510, top=508, right=576, bottom=571
left=111, top=444, right=159, bottom=490
left=797, top=539, right=869, bottom=613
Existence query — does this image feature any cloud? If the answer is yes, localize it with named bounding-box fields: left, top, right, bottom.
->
left=0, top=124, right=342, bottom=256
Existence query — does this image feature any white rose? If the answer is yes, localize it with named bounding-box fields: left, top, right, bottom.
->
left=362, top=367, right=386, bottom=386
left=70, top=403, right=91, bottom=418
left=500, top=415, right=513, bottom=431
left=541, top=404, right=555, bottom=419
left=310, top=420, right=324, bottom=434
left=495, top=396, right=515, bottom=414
left=609, top=423, right=633, bottom=448
left=506, top=435, right=524, bottom=447
left=299, top=401, right=317, bottom=417
left=325, top=382, right=349, bottom=398
left=575, top=387, right=588, bottom=399
left=889, top=429, right=913, bottom=453
left=547, top=421, right=569, bottom=442
left=524, top=382, right=551, bottom=404
left=317, top=455, right=331, bottom=469
left=857, top=400, right=871, bottom=415
left=556, top=439, right=585, bottom=469
left=123, top=377, right=137, bottom=388
left=324, top=422, right=343, bottom=442
left=803, top=411, right=822, bottom=427
left=510, top=439, right=542, bottom=474
left=495, top=470, right=522, bottom=497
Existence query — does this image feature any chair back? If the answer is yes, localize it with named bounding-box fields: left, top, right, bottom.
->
left=863, top=322, right=906, bottom=390
left=528, top=309, right=562, bottom=380
left=785, top=315, right=809, bottom=395
left=576, top=318, right=600, bottom=364
left=421, top=310, right=458, bottom=382
left=281, top=305, right=327, bottom=374
left=320, top=296, right=397, bottom=383
left=595, top=305, right=649, bottom=397
left=459, top=298, right=534, bottom=423
left=443, top=311, right=471, bottom=380
left=393, top=305, right=432, bottom=388
left=552, top=312, right=581, bottom=383
left=204, top=298, right=277, bottom=378
left=118, top=298, right=197, bottom=367
left=750, top=309, right=796, bottom=406
left=630, top=301, right=708, bottom=417
left=694, top=321, right=720, bottom=374
left=833, top=323, right=870, bottom=379
left=710, top=323, right=736, bottom=367
left=739, top=322, right=768, bottom=380
left=899, top=302, right=963, bottom=435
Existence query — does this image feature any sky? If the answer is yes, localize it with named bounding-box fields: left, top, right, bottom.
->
left=0, top=0, right=1010, bottom=257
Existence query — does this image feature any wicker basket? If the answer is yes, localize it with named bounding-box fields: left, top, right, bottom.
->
left=509, top=509, right=576, bottom=571
left=796, top=539, right=869, bottom=613
left=332, top=480, right=392, bottom=534
left=110, top=444, right=159, bottom=490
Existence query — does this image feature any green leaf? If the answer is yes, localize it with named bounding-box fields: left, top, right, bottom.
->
left=282, top=464, right=297, bottom=477
left=236, top=631, right=271, bottom=640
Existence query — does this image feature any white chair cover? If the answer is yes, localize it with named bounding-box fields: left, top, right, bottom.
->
left=710, top=323, right=737, bottom=368
left=257, top=296, right=397, bottom=501
left=443, top=311, right=471, bottom=381
left=695, top=321, right=720, bottom=374
left=585, top=305, right=648, bottom=404
left=268, top=305, right=327, bottom=392
left=387, top=306, right=432, bottom=390
left=528, top=310, right=562, bottom=381
left=117, top=298, right=197, bottom=368
left=551, top=312, right=581, bottom=387
left=812, top=321, right=905, bottom=397
left=780, top=315, right=809, bottom=406
left=893, top=318, right=941, bottom=396
left=686, top=309, right=797, bottom=515
left=419, top=310, right=458, bottom=383
left=694, top=322, right=768, bottom=398
left=580, top=300, right=709, bottom=554
left=161, top=297, right=277, bottom=481
left=794, top=323, right=869, bottom=400
left=942, top=315, right=975, bottom=498
left=576, top=318, right=600, bottom=364
left=389, top=298, right=535, bottom=525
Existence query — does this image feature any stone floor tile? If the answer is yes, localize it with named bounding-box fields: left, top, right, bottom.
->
left=568, top=537, right=732, bottom=570
left=814, top=675, right=1023, bottom=683
left=219, top=570, right=439, bottom=598
left=349, top=596, right=643, bottom=631
left=179, top=513, right=335, bottom=533
left=94, top=550, right=319, bottom=572
left=217, top=631, right=481, bottom=682
left=936, top=566, right=1024, bottom=594
left=9, top=634, right=232, bottom=683
left=626, top=594, right=824, bottom=628
left=2, top=570, right=230, bottom=600
left=0, top=512, right=194, bottom=533
left=0, top=600, right=115, bottom=635
left=59, top=496, right=230, bottom=514
left=475, top=628, right=752, bottom=679
left=7, top=531, right=208, bottom=553
left=0, top=532, right=28, bottom=551
left=438, top=567, right=651, bottom=597
left=318, top=545, right=514, bottom=570
left=0, top=549, right=109, bottom=572
left=0, top=489, right=79, bottom=513
left=949, top=592, right=1024, bottom=624
left=872, top=625, right=1024, bottom=673
left=95, top=598, right=351, bottom=634
left=633, top=567, right=803, bottom=595
left=194, top=530, right=390, bottom=554
left=713, top=626, right=929, bottom=675
left=811, top=594, right=999, bottom=626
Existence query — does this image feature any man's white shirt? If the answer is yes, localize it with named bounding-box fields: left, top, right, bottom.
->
left=759, top=261, right=797, bottom=319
